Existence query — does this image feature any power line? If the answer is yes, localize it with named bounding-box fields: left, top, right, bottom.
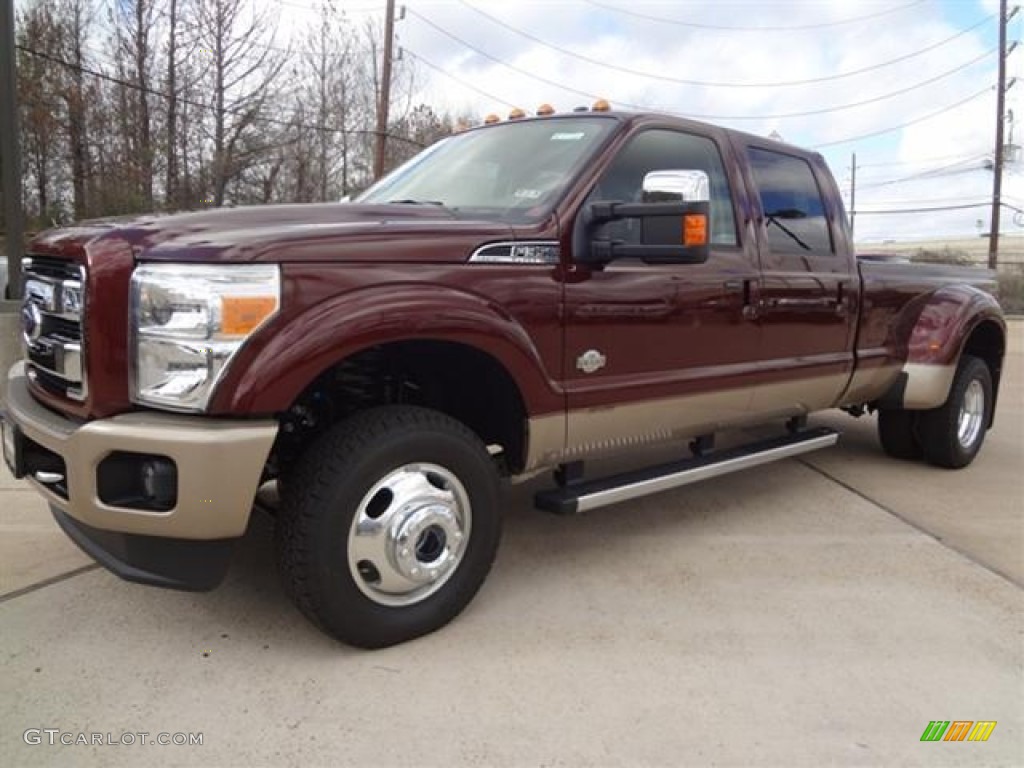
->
left=409, top=8, right=1000, bottom=124
left=409, top=28, right=995, bottom=122
left=583, top=0, right=928, bottom=32
left=15, top=43, right=425, bottom=147
left=406, top=10, right=609, bottom=105
left=671, top=47, right=997, bottom=121
left=452, top=3, right=995, bottom=89
left=861, top=195, right=993, bottom=206
left=813, top=85, right=994, bottom=148
left=855, top=202, right=991, bottom=214
left=856, top=151, right=989, bottom=168
left=858, top=154, right=990, bottom=189
left=403, top=48, right=518, bottom=109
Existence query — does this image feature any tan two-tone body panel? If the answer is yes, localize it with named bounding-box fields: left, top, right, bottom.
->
left=6, top=363, right=277, bottom=539
left=842, top=259, right=1004, bottom=411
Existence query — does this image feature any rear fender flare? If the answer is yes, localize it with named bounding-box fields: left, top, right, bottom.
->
left=882, top=285, right=1005, bottom=410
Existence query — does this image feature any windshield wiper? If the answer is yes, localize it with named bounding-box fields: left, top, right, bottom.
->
left=765, top=209, right=812, bottom=252
left=388, top=199, right=447, bottom=207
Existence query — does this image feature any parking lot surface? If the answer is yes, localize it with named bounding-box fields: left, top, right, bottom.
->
left=1, top=322, right=1021, bottom=767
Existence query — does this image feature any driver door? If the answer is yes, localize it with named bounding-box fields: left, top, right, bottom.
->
left=562, top=127, right=762, bottom=460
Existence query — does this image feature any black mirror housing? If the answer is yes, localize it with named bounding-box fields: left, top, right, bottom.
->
left=582, top=200, right=711, bottom=265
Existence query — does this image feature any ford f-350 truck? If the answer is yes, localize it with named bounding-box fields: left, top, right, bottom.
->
left=2, top=109, right=1005, bottom=648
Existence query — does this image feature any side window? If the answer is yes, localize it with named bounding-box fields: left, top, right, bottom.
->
left=746, top=147, right=833, bottom=255
left=588, top=129, right=738, bottom=246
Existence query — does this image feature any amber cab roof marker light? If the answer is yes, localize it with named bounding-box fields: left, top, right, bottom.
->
left=536, top=104, right=555, bottom=116
left=483, top=113, right=500, bottom=124
left=592, top=99, right=611, bottom=112
left=508, top=107, right=526, bottom=120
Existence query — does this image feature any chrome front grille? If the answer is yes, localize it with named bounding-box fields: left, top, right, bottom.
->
left=21, top=255, right=87, bottom=401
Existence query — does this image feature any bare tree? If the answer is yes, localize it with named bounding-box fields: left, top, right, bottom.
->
left=58, top=0, right=92, bottom=218
left=116, top=0, right=156, bottom=209
left=12, top=0, right=460, bottom=220
left=16, top=3, right=67, bottom=225
left=164, top=0, right=180, bottom=209
left=195, top=0, right=285, bottom=206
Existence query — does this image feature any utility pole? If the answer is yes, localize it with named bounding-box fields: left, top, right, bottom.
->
left=0, top=0, right=23, bottom=299
left=990, top=0, right=1017, bottom=270
left=849, top=152, right=857, bottom=241
left=373, top=0, right=396, bottom=181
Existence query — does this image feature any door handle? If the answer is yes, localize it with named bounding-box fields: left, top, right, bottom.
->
left=835, top=281, right=850, bottom=317
left=726, top=278, right=759, bottom=320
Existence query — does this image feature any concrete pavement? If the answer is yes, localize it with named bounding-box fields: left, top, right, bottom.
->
left=1, top=323, right=1021, bottom=767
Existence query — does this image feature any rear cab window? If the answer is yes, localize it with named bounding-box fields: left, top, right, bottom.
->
left=745, top=147, right=834, bottom=256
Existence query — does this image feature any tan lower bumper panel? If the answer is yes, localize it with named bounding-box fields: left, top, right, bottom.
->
left=4, top=362, right=279, bottom=540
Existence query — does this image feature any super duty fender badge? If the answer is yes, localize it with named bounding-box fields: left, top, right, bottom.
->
left=576, top=349, right=607, bottom=374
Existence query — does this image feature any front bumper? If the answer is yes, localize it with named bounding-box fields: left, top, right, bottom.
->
left=3, top=362, right=278, bottom=541
left=51, top=505, right=237, bottom=591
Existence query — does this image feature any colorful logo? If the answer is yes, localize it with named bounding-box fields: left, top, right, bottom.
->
left=921, top=721, right=997, bottom=742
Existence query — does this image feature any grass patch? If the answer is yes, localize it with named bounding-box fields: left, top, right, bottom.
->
left=997, top=272, right=1024, bottom=314
left=909, top=247, right=973, bottom=266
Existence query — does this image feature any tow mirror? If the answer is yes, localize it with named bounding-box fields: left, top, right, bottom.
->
left=581, top=170, right=711, bottom=264
left=642, top=169, right=709, bottom=203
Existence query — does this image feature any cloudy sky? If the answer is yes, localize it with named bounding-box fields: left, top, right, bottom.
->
left=277, top=0, right=1022, bottom=244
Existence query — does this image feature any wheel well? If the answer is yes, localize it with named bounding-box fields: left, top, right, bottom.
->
left=962, top=320, right=1004, bottom=425
left=272, top=340, right=528, bottom=477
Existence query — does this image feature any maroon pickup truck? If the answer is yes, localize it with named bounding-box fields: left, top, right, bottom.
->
left=2, top=109, right=1005, bottom=648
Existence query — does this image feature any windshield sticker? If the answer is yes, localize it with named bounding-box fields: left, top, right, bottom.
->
left=550, top=132, right=585, bottom=141
left=513, top=188, right=543, bottom=199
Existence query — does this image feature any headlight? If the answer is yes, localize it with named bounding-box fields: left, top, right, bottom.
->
left=130, top=263, right=280, bottom=411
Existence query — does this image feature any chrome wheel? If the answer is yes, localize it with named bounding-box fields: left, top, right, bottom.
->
left=347, top=463, right=472, bottom=607
left=956, top=378, right=985, bottom=449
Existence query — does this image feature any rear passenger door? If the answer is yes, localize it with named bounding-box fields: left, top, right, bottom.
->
left=742, top=143, right=857, bottom=416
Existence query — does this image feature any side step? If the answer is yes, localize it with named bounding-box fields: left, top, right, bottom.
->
left=534, top=427, right=839, bottom=515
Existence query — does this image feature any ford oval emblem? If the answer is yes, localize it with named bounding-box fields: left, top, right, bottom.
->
left=21, top=301, right=43, bottom=346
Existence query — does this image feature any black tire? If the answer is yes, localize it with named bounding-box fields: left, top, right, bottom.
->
left=275, top=405, right=502, bottom=648
left=917, top=355, right=992, bottom=469
left=877, top=409, right=923, bottom=460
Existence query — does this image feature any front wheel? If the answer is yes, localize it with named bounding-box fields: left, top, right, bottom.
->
left=917, top=355, right=993, bottom=469
left=276, top=406, right=502, bottom=648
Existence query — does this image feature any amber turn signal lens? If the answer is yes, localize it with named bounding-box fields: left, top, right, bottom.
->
left=221, top=296, right=278, bottom=336
left=683, top=214, right=708, bottom=247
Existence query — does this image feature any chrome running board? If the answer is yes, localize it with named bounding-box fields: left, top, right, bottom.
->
left=534, top=427, right=839, bottom=515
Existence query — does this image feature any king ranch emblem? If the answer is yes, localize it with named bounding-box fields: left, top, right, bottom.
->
left=576, top=349, right=607, bottom=374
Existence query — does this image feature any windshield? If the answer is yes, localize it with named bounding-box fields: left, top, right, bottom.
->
left=358, top=117, right=618, bottom=223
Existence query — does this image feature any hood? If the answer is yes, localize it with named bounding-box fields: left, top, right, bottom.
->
left=30, top=203, right=518, bottom=264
